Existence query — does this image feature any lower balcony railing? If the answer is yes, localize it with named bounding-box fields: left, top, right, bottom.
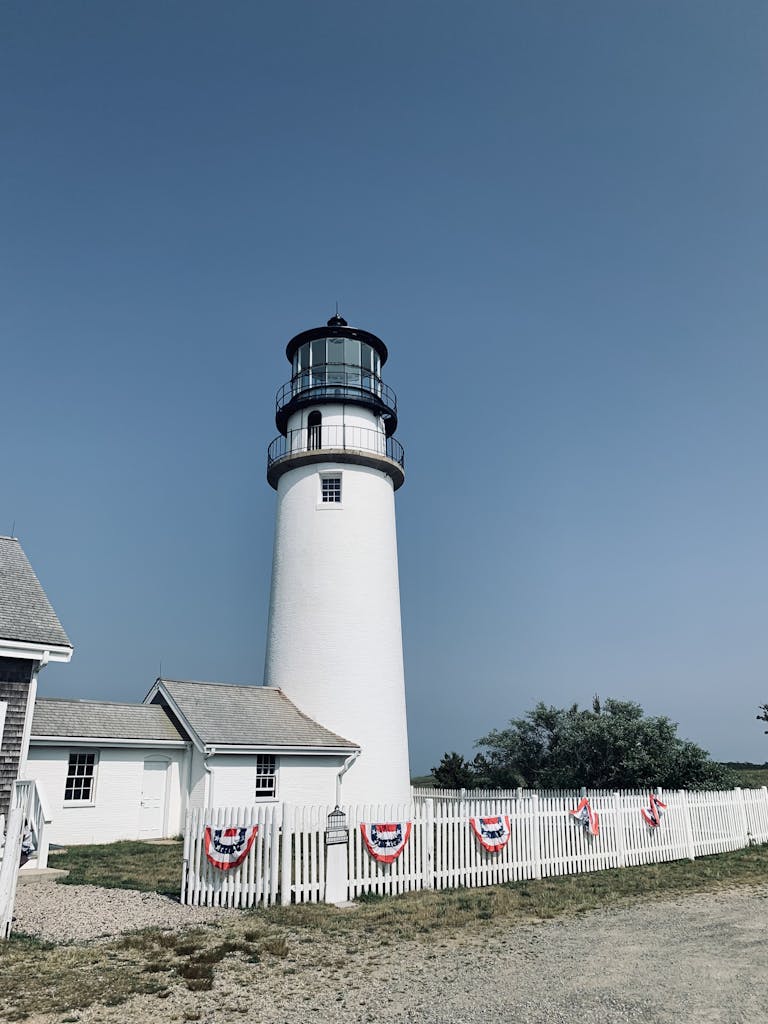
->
left=267, top=425, right=405, bottom=471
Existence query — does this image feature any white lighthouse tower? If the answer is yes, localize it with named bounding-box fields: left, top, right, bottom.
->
left=264, top=314, right=411, bottom=806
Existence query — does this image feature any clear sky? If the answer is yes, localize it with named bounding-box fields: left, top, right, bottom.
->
left=3, top=2, right=767, bottom=772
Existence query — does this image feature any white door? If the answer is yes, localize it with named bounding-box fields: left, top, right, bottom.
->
left=139, top=760, right=167, bottom=838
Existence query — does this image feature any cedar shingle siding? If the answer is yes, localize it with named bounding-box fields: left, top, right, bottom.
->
left=0, top=657, right=34, bottom=819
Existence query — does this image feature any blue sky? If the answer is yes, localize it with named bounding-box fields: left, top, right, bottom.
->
left=3, top=1, right=767, bottom=771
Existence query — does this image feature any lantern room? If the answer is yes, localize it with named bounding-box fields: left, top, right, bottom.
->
left=274, top=314, right=398, bottom=436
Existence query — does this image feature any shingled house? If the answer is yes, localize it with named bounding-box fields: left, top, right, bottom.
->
left=0, top=537, right=72, bottom=821
left=26, top=679, right=358, bottom=846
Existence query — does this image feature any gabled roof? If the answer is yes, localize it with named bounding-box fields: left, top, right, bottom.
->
left=148, top=678, right=358, bottom=750
left=0, top=537, right=72, bottom=649
left=32, top=698, right=185, bottom=742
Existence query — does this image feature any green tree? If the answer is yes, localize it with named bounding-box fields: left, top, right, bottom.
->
left=431, top=751, right=477, bottom=789
left=472, top=697, right=734, bottom=790
left=757, top=705, right=768, bottom=733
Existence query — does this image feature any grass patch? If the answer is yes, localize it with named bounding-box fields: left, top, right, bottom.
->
left=0, top=932, right=172, bottom=1017
left=260, top=842, right=768, bottom=939
left=53, top=840, right=183, bottom=896
left=724, top=763, right=768, bottom=788
left=260, top=935, right=289, bottom=958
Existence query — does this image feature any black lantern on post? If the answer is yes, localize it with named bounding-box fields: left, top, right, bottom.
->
left=325, top=806, right=348, bottom=845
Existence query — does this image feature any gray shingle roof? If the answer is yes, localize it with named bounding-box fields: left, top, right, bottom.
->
left=32, top=698, right=185, bottom=742
left=0, top=537, right=72, bottom=649
left=152, top=678, right=358, bottom=749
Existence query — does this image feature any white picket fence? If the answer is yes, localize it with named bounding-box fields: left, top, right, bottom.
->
left=181, top=786, right=768, bottom=908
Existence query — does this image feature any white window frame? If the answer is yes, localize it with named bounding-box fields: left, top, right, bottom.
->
left=318, top=471, right=343, bottom=509
left=254, top=754, right=277, bottom=800
left=63, top=749, right=99, bottom=806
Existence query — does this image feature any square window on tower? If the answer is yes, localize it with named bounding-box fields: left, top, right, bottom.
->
left=321, top=475, right=342, bottom=503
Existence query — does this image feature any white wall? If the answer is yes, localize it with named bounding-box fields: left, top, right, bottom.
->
left=26, top=745, right=186, bottom=846
left=188, top=746, right=208, bottom=809
left=286, top=403, right=385, bottom=435
left=208, top=753, right=345, bottom=807
left=278, top=755, right=346, bottom=805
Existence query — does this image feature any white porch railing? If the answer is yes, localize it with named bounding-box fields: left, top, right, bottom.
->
left=0, top=779, right=52, bottom=939
left=14, top=778, right=52, bottom=872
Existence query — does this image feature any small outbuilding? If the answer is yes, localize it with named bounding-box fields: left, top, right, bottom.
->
left=27, top=678, right=359, bottom=846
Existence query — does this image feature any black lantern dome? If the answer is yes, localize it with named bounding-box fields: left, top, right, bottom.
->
left=275, top=315, right=397, bottom=436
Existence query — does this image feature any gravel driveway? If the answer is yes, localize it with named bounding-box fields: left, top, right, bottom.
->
left=12, top=882, right=768, bottom=1023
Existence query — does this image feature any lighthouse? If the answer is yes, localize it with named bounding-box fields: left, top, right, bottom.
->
left=264, top=314, right=411, bottom=806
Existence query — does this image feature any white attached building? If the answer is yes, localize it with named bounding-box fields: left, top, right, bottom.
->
left=27, top=678, right=358, bottom=846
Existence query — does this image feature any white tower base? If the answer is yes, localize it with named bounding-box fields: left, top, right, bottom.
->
left=265, top=460, right=410, bottom=806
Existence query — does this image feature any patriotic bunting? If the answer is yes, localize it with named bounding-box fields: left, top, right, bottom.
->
left=360, top=822, right=412, bottom=864
left=641, top=793, right=667, bottom=828
left=569, top=797, right=600, bottom=837
left=204, top=825, right=258, bottom=870
left=469, top=815, right=511, bottom=853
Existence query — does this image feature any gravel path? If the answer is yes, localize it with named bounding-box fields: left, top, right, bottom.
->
left=11, top=882, right=768, bottom=1023
left=14, top=880, right=236, bottom=941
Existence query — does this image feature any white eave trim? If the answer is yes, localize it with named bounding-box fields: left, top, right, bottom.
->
left=30, top=735, right=190, bottom=749
left=0, top=639, right=73, bottom=663
left=205, top=744, right=361, bottom=757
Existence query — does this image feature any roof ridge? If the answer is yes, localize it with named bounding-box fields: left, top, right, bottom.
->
left=37, top=696, right=163, bottom=709
left=160, top=677, right=265, bottom=690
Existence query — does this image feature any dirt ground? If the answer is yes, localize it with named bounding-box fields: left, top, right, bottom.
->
left=9, top=882, right=768, bottom=1024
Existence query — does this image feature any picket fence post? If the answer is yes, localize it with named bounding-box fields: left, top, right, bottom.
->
left=181, top=808, right=191, bottom=904
left=613, top=792, right=626, bottom=868
left=424, top=798, right=435, bottom=890
left=531, top=794, right=542, bottom=880
left=324, top=807, right=349, bottom=904
left=280, top=803, right=292, bottom=907
left=679, top=789, right=696, bottom=860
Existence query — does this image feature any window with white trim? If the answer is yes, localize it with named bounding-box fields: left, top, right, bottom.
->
left=64, top=751, right=97, bottom=802
left=255, top=755, right=277, bottom=798
left=321, top=475, right=342, bottom=503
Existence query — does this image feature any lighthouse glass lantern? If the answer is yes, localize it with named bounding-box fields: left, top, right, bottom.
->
left=264, top=315, right=411, bottom=806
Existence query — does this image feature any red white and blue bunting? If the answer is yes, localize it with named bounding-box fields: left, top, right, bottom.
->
left=569, top=797, right=600, bottom=837
left=204, top=825, right=259, bottom=870
left=641, top=793, right=667, bottom=828
left=469, top=815, right=512, bottom=853
left=360, top=822, right=412, bottom=864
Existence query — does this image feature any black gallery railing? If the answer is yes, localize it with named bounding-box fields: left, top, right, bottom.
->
left=275, top=368, right=398, bottom=419
left=267, top=425, right=405, bottom=470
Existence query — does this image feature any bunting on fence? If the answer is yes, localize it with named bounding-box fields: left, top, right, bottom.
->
left=360, top=822, right=412, bottom=864
left=640, top=793, right=667, bottom=828
left=569, top=797, right=600, bottom=837
left=204, top=825, right=258, bottom=870
left=469, top=815, right=512, bottom=852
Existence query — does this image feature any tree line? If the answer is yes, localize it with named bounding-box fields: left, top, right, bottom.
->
left=432, top=697, right=736, bottom=791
